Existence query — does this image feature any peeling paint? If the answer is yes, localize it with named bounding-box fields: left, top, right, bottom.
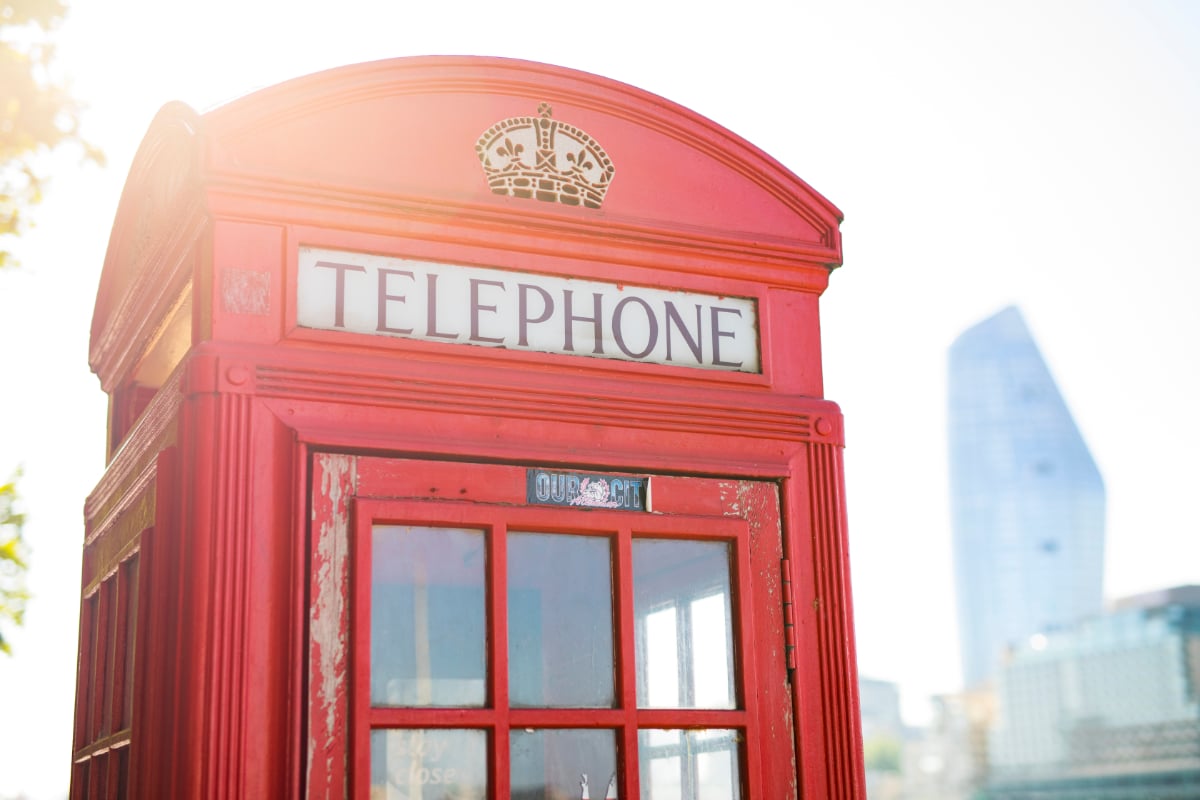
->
left=221, top=268, right=270, bottom=315
left=717, top=480, right=742, bottom=516
left=308, top=454, right=354, bottom=797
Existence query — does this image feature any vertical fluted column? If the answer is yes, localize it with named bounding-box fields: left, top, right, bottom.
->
left=179, top=388, right=255, bottom=797
left=792, top=440, right=866, bottom=798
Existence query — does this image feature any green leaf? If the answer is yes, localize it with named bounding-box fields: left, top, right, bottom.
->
left=0, top=468, right=29, bottom=655
left=0, top=0, right=103, bottom=271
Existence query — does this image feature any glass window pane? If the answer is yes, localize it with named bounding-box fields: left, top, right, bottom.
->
left=370, top=729, right=487, bottom=800
left=121, top=555, right=140, bottom=729
left=647, top=752, right=682, bottom=800
left=690, top=594, right=730, bottom=709
left=643, top=607, right=678, bottom=707
left=510, top=728, right=617, bottom=799
left=371, top=526, right=486, bottom=707
left=508, top=532, right=614, bottom=708
left=633, top=539, right=735, bottom=709
left=638, top=729, right=741, bottom=800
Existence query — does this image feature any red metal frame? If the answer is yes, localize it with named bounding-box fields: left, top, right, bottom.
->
left=73, top=57, right=864, bottom=799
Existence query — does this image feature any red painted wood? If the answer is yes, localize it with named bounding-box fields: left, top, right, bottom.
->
left=488, top=510, right=511, bottom=800
left=70, top=592, right=95, bottom=800
left=74, top=56, right=863, bottom=799
left=198, top=59, right=841, bottom=259
left=613, top=529, right=639, bottom=800
left=307, top=453, right=355, bottom=800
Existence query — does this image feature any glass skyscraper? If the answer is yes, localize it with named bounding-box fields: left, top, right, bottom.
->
left=948, top=306, right=1106, bottom=689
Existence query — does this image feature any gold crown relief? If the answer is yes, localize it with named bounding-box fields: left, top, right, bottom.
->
left=476, top=103, right=615, bottom=209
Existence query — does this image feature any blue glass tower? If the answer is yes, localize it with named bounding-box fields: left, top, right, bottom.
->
left=948, top=306, right=1106, bottom=689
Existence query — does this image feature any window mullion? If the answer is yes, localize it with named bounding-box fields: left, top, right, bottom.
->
left=491, top=515, right=510, bottom=800
left=677, top=599, right=694, bottom=708
left=490, top=515, right=509, bottom=714
left=615, top=525, right=639, bottom=799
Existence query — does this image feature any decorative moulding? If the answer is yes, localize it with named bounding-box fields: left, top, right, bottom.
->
left=476, top=102, right=615, bottom=209
left=200, top=57, right=843, bottom=257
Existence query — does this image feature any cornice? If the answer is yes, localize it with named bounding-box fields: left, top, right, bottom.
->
left=200, top=57, right=842, bottom=271
left=90, top=103, right=209, bottom=393
left=183, top=346, right=844, bottom=448
left=85, top=367, right=183, bottom=534
left=89, top=205, right=206, bottom=393
left=203, top=173, right=840, bottom=290
left=203, top=57, right=843, bottom=240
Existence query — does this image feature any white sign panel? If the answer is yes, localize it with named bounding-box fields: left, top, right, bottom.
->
left=297, top=247, right=759, bottom=372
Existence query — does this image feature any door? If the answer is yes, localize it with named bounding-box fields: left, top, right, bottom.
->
left=307, top=455, right=797, bottom=799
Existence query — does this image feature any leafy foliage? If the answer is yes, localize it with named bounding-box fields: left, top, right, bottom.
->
left=0, top=470, right=29, bottom=655
left=863, top=734, right=903, bottom=773
left=0, top=0, right=103, bottom=268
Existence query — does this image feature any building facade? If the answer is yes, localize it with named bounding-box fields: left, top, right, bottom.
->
left=987, top=586, right=1200, bottom=799
left=947, top=306, right=1106, bottom=688
left=859, top=678, right=907, bottom=800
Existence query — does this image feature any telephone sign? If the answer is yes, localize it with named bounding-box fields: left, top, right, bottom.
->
left=297, top=246, right=760, bottom=372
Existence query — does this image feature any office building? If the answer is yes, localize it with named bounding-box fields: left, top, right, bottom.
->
left=948, top=306, right=1106, bottom=688
left=987, top=586, right=1200, bottom=798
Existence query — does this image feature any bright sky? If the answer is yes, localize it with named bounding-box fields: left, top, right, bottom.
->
left=1, top=1, right=1198, bottom=797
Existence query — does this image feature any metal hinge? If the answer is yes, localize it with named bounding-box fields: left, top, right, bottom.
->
left=781, top=558, right=797, bottom=671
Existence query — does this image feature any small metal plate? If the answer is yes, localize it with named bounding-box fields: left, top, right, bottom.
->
left=526, top=469, right=648, bottom=511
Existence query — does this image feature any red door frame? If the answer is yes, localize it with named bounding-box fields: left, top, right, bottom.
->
left=307, top=456, right=791, bottom=798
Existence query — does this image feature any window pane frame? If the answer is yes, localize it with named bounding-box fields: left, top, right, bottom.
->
left=507, top=530, right=616, bottom=709
left=369, top=524, right=489, bottom=708
left=349, top=498, right=760, bottom=799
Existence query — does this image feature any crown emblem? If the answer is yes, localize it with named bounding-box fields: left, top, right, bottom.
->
left=476, top=103, right=615, bottom=209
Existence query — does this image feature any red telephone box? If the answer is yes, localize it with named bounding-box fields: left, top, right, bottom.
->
left=72, top=57, right=863, bottom=798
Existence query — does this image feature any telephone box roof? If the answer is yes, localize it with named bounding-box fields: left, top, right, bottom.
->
left=91, top=56, right=843, bottom=390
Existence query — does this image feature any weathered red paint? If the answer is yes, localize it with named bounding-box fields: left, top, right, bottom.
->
left=73, top=57, right=864, bottom=798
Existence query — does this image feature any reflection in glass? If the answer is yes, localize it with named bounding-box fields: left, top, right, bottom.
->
left=370, top=728, right=487, bottom=800
left=510, top=728, right=617, bottom=800
left=638, top=729, right=741, bottom=800
left=371, top=526, right=486, bottom=707
left=633, top=539, right=735, bottom=709
left=508, top=532, right=614, bottom=708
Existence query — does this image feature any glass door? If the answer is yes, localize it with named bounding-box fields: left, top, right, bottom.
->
left=308, top=456, right=795, bottom=800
